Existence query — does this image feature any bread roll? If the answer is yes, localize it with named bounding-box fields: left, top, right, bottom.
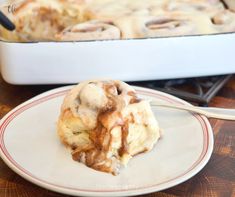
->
left=57, top=80, right=161, bottom=175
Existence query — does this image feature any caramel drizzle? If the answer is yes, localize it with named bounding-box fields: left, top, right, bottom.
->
left=128, top=91, right=141, bottom=104
left=72, top=82, right=141, bottom=174
left=118, top=121, right=129, bottom=156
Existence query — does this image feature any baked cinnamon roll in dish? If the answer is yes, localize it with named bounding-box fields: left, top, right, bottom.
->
left=0, top=0, right=87, bottom=41
left=1, top=0, right=235, bottom=41
left=57, top=80, right=161, bottom=175
left=56, top=20, right=120, bottom=41
left=114, top=13, right=215, bottom=39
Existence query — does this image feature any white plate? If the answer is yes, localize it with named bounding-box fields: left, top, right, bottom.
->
left=0, top=86, right=213, bottom=196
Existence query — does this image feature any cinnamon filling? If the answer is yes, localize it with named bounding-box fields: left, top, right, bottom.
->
left=146, top=19, right=182, bottom=30
left=118, top=121, right=129, bottom=156
left=128, top=91, right=141, bottom=104
left=71, top=81, right=141, bottom=174
left=72, top=25, right=106, bottom=33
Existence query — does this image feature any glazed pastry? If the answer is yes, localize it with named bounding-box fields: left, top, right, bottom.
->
left=57, top=80, right=161, bottom=175
left=114, top=13, right=216, bottom=39
left=0, top=0, right=87, bottom=41
left=1, top=0, right=235, bottom=41
left=56, top=20, right=120, bottom=41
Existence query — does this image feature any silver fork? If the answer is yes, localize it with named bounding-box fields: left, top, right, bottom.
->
left=150, top=101, right=235, bottom=121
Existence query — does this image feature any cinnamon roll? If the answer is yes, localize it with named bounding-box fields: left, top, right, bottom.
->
left=56, top=20, right=120, bottom=41
left=1, top=0, right=235, bottom=41
left=0, top=0, right=86, bottom=41
left=115, top=13, right=215, bottom=39
left=57, top=80, right=161, bottom=175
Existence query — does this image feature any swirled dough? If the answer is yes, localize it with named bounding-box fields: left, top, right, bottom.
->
left=56, top=20, right=120, bottom=41
left=1, top=0, right=235, bottom=41
left=57, top=80, right=161, bottom=175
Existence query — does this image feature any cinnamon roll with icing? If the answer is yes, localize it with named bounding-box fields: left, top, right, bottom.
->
left=115, top=13, right=215, bottom=39
left=1, top=0, right=235, bottom=41
left=57, top=80, right=161, bottom=175
left=56, top=20, right=121, bottom=41
left=0, top=0, right=86, bottom=41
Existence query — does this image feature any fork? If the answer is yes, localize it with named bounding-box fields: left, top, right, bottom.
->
left=150, top=101, right=235, bottom=121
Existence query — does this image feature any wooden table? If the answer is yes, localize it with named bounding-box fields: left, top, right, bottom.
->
left=0, top=75, right=234, bottom=197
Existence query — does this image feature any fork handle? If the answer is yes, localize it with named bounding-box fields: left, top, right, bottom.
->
left=150, top=101, right=235, bottom=121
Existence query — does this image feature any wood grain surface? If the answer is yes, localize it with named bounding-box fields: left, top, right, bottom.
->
left=0, top=75, right=234, bottom=197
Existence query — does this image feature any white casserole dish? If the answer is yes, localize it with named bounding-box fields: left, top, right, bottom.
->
left=0, top=32, right=235, bottom=84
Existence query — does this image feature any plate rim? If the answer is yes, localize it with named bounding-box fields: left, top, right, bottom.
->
left=0, top=85, right=214, bottom=197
